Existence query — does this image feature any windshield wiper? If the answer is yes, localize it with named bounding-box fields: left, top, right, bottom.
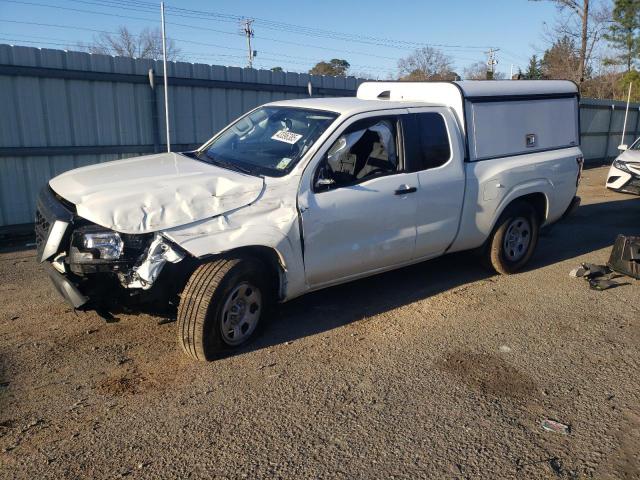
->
left=203, top=152, right=256, bottom=176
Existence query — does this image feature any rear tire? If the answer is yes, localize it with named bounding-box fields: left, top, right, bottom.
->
left=485, top=202, right=539, bottom=274
left=177, top=257, right=271, bottom=361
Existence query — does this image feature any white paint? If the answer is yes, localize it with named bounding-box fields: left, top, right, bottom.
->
left=46, top=81, right=582, bottom=300
left=606, top=148, right=640, bottom=193
left=123, top=234, right=185, bottom=289
left=49, top=152, right=264, bottom=234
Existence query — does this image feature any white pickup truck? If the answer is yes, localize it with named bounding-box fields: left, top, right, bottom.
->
left=36, top=80, right=583, bottom=360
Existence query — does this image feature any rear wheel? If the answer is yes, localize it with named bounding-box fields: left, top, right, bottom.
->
left=485, top=202, right=539, bottom=274
left=177, top=257, right=271, bottom=361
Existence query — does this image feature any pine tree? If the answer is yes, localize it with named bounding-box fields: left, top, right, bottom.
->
left=604, top=0, right=640, bottom=72
left=525, top=55, right=542, bottom=79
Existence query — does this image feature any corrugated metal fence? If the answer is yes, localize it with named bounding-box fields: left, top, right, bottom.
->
left=0, top=44, right=637, bottom=230
left=0, top=44, right=363, bottom=230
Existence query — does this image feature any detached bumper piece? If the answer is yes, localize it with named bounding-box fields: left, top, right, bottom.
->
left=45, top=263, right=88, bottom=308
left=608, top=234, right=640, bottom=280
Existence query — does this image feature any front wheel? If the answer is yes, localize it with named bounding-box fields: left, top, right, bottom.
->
left=485, top=202, right=539, bottom=274
left=177, top=257, right=271, bottom=361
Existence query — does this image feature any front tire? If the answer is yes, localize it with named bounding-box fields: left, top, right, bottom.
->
left=485, top=202, right=539, bottom=274
left=177, top=257, right=271, bottom=361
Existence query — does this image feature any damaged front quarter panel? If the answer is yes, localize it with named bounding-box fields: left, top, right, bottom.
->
left=120, top=234, right=186, bottom=290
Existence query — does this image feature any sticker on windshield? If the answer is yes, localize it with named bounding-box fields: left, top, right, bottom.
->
left=271, top=130, right=303, bottom=144
left=276, top=157, right=292, bottom=170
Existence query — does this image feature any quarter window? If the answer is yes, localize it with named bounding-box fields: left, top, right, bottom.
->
left=412, top=113, right=451, bottom=170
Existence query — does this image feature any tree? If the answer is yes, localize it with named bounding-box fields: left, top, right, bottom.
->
left=540, top=36, right=583, bottom=81
left=604, top=0, right=640, bottom=71
left=309, top=59, right=350, bottom=76
left=463, top=61, right=506, bottom=80
left=530, top=0, right=607, bottom=84
left=525, top=55, right=543, bottom=79
left=80, top=26, right=181, bottom=60
left=270, top=66, right=284, bottom=72
left=397, top=47, right=458, bottom=81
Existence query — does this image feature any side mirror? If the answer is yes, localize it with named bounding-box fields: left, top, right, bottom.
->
left=618, top=144, right=628, bottom=151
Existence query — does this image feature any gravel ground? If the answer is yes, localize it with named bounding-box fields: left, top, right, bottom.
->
left=0, top=166, right=638, bottom=479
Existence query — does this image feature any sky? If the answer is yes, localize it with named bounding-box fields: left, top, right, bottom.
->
left=0, top=0, right=561, bottom=78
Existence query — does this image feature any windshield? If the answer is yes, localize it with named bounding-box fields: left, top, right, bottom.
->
left=197, top=106, right=338, bottom=176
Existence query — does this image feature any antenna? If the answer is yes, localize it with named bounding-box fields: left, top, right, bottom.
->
left=241, top=18, right=255, bottom=68
left=485, top=48, right=499, bottom=80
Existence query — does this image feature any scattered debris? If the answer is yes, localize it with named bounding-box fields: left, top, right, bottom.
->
left=259, top=362, right=277, bottom=370
left=569, top=263, right=629, bottom=291
left=96, top=309, right=120, bottom=323
left=0, top=381, right=9, bottom=388
left=499, top=345, right=512, bottom=353
left=549, top=457, right=564, bottom=476
left=86, top=329, right=98, bottom=335
left=608, top=234, right=640, bottom=279
left=542, top=419, right=570, bottom=435
left=9, top=316, right=19, bottom=321
left=157, top=317, right=176, bottom=325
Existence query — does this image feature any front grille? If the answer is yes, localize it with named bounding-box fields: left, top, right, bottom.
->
left=34, top=207, right=51, bottom=260
left=34, top=186, right=74, bottom=262
left=621, top=177, right=640, bottom=195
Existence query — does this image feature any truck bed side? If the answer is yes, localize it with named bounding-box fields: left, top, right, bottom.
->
left=448, top=147, right=581, bottom=253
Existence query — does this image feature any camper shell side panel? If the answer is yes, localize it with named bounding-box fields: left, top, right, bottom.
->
left=356, top=80, right=580, bottom=162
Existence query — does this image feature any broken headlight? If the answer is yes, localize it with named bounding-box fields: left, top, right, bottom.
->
left=82, top=232, right=124, bottom=260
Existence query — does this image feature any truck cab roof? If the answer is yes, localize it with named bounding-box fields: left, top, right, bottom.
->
left=266, top=97, right=436, bottom=116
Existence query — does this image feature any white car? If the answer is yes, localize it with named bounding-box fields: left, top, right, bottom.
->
left=606, top=141, right=640, bottom=195
left=36, top=80, right=583, bottom=360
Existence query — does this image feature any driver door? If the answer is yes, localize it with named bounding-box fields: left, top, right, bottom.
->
left=299, top=112, right=418, bottom=288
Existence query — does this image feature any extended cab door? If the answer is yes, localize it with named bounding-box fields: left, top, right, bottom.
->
left=404, top=108, right=466, bottom=259
left=299, top=111, right=419, bottom=288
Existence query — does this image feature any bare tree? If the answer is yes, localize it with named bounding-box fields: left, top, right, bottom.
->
left=463, top=61, right=506, bottom=80
left=80, top=26, right=181, bottom=60
left=531, top=0, right=610, bottom=84
left=397, top=47, right=458, bottom=81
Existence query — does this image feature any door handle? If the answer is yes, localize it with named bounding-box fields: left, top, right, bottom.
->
left=395, top=185, right=417, bottom=195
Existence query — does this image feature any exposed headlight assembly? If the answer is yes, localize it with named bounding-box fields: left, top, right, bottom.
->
left=613, top=159, right=633, bottom=174
left=82, top=231, right=124, bottom=260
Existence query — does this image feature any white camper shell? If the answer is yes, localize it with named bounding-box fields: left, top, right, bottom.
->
left=357, top=80, right=580, bottom=162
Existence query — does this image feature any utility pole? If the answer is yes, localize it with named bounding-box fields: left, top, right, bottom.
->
left=485, top=48, right=499, bottom=80
left=241, top=18, right=255, bottom=68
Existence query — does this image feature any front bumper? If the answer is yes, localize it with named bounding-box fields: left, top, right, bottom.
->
left=45, top=263, right=89, bottom=308
left=606, top=165, right=640, bottom=195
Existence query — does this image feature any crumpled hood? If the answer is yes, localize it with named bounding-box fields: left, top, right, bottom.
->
left=49, top=152, right=265, bottom=234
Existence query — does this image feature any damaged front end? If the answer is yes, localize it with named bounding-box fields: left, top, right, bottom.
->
left=36, top=186, right=187, bottom=310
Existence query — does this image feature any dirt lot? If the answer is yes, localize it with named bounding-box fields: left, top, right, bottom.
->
left=0, top=166, right=638, bottom=479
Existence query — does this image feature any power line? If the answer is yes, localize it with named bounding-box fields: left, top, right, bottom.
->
left=0, top=0, right=489, bottom=67
left=64, top=0, right=496, bottom=51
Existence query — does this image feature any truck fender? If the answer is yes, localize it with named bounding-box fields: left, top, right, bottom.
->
left=488, top=179, right=551, bottom=234
left=162, top=221, right=306, bottom=301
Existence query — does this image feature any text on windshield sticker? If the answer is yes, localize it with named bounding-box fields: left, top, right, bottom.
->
left=271, top=130, right=303, bottom=144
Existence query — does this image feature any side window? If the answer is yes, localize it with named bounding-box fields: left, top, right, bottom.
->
left=409, top=113, right=451, bottom=170
left=317, top=117, right=399, bottom=190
